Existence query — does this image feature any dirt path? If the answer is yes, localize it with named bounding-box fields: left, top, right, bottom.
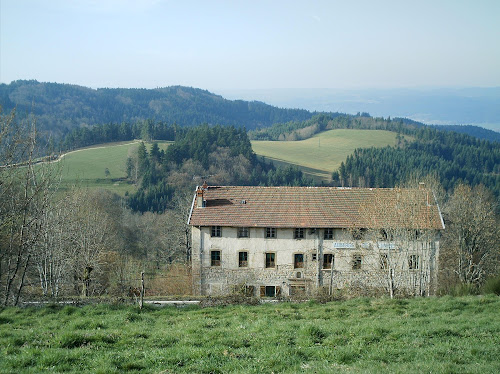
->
left=50, top=140, right=141, bottom=163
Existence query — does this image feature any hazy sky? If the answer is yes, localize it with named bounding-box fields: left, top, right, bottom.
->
left=1, top=0, right=499, bottom=91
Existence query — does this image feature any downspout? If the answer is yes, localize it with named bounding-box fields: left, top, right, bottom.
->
left=317, top=229, right=323, bottom=289
left=199, top=226, right=204, bottom=296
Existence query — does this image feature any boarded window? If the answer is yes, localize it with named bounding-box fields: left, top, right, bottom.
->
left=265, top=252, right=276, bottom=268
left=211, top=226, right=221, bottom=237
left=324, top=228, right=334, bottom=240
left=294, top=228, right=305, bottom=239
left=409, top=255, right=419, bottom=270
left=380, top=254, right=388, bottom=270
left=239, top=251, right=248, bottom=267
left=294, top=253, right=304, bottom=268
left=352, top=254, right=362, bottom=270
left=237, top=227, right=249, bottom=238
left=265, top=227, right=277, bottom=238
left=323, top=253, right=334, bottom=269
left=211, top=250, right=221, bottom=266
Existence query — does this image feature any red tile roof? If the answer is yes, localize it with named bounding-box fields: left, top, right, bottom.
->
left=188, top=186, right=445, bottom=230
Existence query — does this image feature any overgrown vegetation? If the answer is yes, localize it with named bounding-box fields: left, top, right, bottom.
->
left=1, top=296, right=499, bottom=373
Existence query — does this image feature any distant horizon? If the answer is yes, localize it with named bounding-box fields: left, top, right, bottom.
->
left=3, top=79, right=500, bottom=132
left=3, top=78, right=500, bottom=92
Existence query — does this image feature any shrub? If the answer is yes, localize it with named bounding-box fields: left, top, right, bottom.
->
left=482, top=275, right=500, bottom=295
left=448, top=283, right=480, bottom=296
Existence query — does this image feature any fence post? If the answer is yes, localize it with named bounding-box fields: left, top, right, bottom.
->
left=140, top=271, right=145, bottom=309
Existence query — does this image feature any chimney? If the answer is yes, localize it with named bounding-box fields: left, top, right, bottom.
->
left=196, top=186, right=204, bottom=208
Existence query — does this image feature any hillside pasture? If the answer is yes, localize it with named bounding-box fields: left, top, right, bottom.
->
left=1, top=295, right=499, bottom=373
left=252, top=129, right=407, bottom=181
left=55, top=141, right=171, bottom=195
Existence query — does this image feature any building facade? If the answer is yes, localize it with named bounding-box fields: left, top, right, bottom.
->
left=188, top=185, right=445, bottom=298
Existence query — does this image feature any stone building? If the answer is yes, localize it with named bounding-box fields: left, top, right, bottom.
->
left=188, top=185, right=445, bottom=298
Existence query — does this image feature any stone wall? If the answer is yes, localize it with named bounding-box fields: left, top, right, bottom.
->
left=191, top=226, right=439, bottom=297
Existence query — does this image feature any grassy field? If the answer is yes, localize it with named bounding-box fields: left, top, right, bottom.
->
left=252, top=129, right=405, bottom=181
left=1, top=295, right=499, bottom=373
left=55, top=141, right=171, bottom=195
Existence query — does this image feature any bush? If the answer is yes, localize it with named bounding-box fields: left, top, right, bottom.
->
left=482, top=276, right=500, bottom=295
left=448, top=283, right=480, bottom=296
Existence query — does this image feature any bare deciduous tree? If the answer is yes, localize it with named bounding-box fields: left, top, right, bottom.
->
left=441, top=184, right=500, bottom=287
left=1, top=110, right=58, bottom=305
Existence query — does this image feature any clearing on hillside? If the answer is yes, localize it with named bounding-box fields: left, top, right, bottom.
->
left=251, top=129, right=406, bottom=181
left=56, top=141, right=172, bottom=195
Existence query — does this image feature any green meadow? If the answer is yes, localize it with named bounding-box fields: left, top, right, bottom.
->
left=252, top=129, right=404, bottom=181
left=1, top=295, right=499, bottom=373
left=55, top=141, right=171, bottom=195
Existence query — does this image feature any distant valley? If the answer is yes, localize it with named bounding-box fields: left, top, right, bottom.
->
left=220, top=87, right=500, bottom=133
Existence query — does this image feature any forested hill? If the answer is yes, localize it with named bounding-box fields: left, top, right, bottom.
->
left=0, top=80, right=313, bottom=135
left=430, top=124, right=500, bottom=142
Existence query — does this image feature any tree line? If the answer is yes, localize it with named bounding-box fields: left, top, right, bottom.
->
left=0, top=80, right=313, bottom=136
left=126, top=125, right=312, bottom=213
left=335, top=125, right=500, bottom=201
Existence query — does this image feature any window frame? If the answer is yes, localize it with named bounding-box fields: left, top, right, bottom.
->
left=379, top=253, right=389, bottom=270
left=210, top=250, right=221, bottom=267
left=265, top=227, right=277, bottom=239
left=211, top=226, right=222, bottom=237
left=294, top=228, right=305, bottom=239
left=294, top=253, right=304, bottom=269
left=408, top=254, right=420, bottom=270
left=238, top=251, right=248, bottom=268
left=260, top=285, right=281, bottom=298
left=352, top=254, right=362, bottom=270
left=323, top=253, right=334, bottom=269
left=265, top=252, right=276, bottom=268
left=324, top=228, right=334, bottom=240
left=237, top=227, right=250, bottom=238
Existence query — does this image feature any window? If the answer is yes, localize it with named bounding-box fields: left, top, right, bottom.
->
left=294, top=253, right=304, bottom=268
left=265, top=227, right=277, bottom=238
left=260, top=285, right=281, bottom=298
left=233, top=284, right=254, bottom=296
left=351, top=228, right=366, bottom=240
left=238, top=251, right=248, bottom=267
left=352, top=254, right=362, bottom=270
left=211, top=250, right=221, bottom=266
left=380, top=254, right=388, bottom=270
left=294, top=228, right=305, bottom=239
left=379, top=229, right=394, bottom=241
left=324, top=228, right=334, bottom=240
left=409, top=255, right=419, bottom=270
left=323, top=253, right=334, bottom=269
left=237, top=227, right=249, bottom=238
left=311, top=253, right=317, bottom=261
left=211, top=226, right=221, bottom=237
left=265, top=252, right=276, bottom=268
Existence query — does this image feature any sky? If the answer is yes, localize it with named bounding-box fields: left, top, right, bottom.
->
left=1, top=0, right=500, bottom=91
